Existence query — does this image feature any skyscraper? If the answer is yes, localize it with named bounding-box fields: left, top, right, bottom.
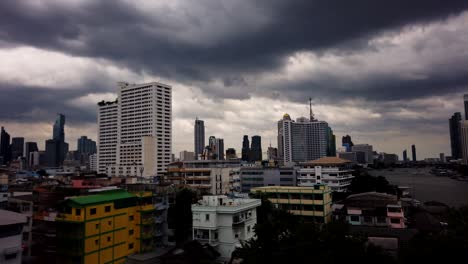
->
left=241, top=135, right=250, bottom=161
left=411, top=144, right=417, bottom=162
left=449, top=112, right=462, bottom=159
left=342, top=135, right=354, bottom=152
left=326, top=127, right=336, bottom=157
left=24, top=142, right=38, bottom=167
left=464, top=94, right=468, bottom=120
left=216, top=138, right=224, bottom=160
left=45, top=139, right=60, bottom=167
left=460, top=121, right=468, bottom=164
left=267, top=146, right=278, bottom=161
left=10, top=137, right=24, bottom=159
left=277, top=114, right=328, bottom=164
left=53, top=114, right=65, bottom=142
left=250, top=135, right=262, bottom=162
left=0, top=127, right=11, bottom=165
left=77, top=136, right=97, bottom=155
left=351, top=144, right=373, bottom=164
left=194, top=118, right=205, bottom=160
left=97, top=82, right=172, bottom=177
left=403, top=150, right=408, bottom=162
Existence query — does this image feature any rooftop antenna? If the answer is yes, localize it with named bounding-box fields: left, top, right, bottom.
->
left=309, top=97, right=315, bottom=121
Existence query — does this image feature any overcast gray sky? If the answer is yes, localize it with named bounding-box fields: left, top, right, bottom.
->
left=1, top=0, right=468, bottom=159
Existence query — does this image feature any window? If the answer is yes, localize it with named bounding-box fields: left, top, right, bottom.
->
left=235, top=233, right=239, bottom=238
left=129, top=229, right=134, bottom=236
left=390, top=218, right=400, bottom=224
left=377, top=217, right=386, bottom=223
left=108, top=221, right=112, bottom=226
left=105, top=206, right=111, bottom=212
left=90, top=208, right=97, bottom=215
left=76, top=209, right=81, bottom=216
left=350, top=215, right=360, bottom=222
left=95, top=239, right=99, bottom=245
left=129, top=215, right=134, bottom=221
left=107, top=236, right=111, bottom=242
left=95, top=223, right=100, bottom=229
left=205, top=214, right=210, bottom=221
left=247, top=226, right=251, bottom=233
left=128, top=243, right=134, bottom=249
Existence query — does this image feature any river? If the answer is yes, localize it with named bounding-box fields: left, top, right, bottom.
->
left=368, top=167, right=468, bottom=207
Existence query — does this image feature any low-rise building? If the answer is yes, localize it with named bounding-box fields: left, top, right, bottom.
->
left=333, top=192, right=405, bottom=229
left=165, top=160, right=241, bottom=195
left=0, top=209, right=27, bottom=264
left=250, top=185, right=332, bottom=223
left=297, top=157, right=354, bottom=192
left=7, top=194, right=33, bottom=257
left=192, top=195, right=261, bottom=261
left=239, top=166, right=297, bottom=192
left=55, top=189, right=159, bottom=263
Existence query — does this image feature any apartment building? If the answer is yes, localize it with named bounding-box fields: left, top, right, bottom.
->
left=192, top=195, right=261, bottom=261
left=0, top=210, right=27, bottom=264
left=297, top=156, right=354, bottom=192
left=239, top=166, right=297, bottom=192
left=250, top=185, right=332, bottom=223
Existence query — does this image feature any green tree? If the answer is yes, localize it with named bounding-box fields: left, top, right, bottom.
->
left=173, top=187, right=198, bottom=244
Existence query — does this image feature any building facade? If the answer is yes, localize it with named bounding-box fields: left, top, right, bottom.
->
left=192, top=195, right=260, bottom=261
left=241, top=135, right=250, bottom=162
left=351, top=144, right=373, bottom=164
left=333, top=192, right=405, bottom=229
left=449, top=112, right=462, bottom=160
left=216, top=138, right=225, bottom=160
left=298, top=157, right=354, bottom=192
left=277, top=114, right=328, bottom=164
left=194, top=118, right=205, bottom=160
left=24, top=142, right=38, bottom=168
left=55, top=189, right=158, bottom=264
left=240, top=166, right=297, bottom=192
left=0, top=209, right=27, bottom=264
left=411, top=145, right=417, bottom=162
left=250, top=135, right=262, bottom=162
left=179, top=151, right=195, bottom=161
left=460, top=121, right=468, bottom=164
left=10, top=137, right=24, bottom=160
left=251, top=185, right=332, bottom=223
left=0, top=127, right=11, bottom=165
left=97, top=82, right=172, bottom=178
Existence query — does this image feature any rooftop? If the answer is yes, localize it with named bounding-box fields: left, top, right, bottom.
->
left=251, top=185, right=330, bottom=193
left=0, top=209, right=27, bottom=226
left=305, top=156, right=352, bottom=165
left=66, top=189, right=136, bottom=206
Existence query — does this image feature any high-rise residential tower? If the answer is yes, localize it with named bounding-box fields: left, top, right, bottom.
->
left=77, top=136, right=97, bottom=155
left=449, top=112, right=462, bottom=159
left=250, top=135, right=262, bottom=162
left=403, top=150, right=408, bottom=162
left=241, top=135, right=250, bottom=161
left=10, top=137, right=24, bottom=159
left=0, top=127, right=11, bottom=165
left=194, top=118, right=205, bottom=160
left=24, top=142, right=38, bottom=167
left=216, top=138, right=225, bottom=160
left=277, top=114, right=329, bottom=164
left=97, top=82, right=172, bottom=177
left=460, top=121, right=468, bottom=164
left=411, top=144, right=417, bottom=162
left=326, top=127, right=336, bottom=157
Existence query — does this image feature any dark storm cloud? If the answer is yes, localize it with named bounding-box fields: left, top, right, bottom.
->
left=0, top=83, right=98, bottom=124
left=1, top=0, right=467, bottom=87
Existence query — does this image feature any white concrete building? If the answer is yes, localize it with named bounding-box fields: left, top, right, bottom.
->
left=277, top=114, right=328, bottom=165
left=7, top=195, right=33, bottom=257
left=97, top=82, right=172, bottom=177
left=97, top=100, right=118, bottom=173
left=89, top=153, right=97, bottom=172
left=298, top=157, right=354, bottom=192
left=192, top=195, right=261, bottom=261
left=0, top=209, right=27, bottom=264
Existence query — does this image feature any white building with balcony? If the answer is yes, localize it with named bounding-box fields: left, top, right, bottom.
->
left=298, top=156, right=354, bottom=192
left=192, top=195, right=261, bottom=261
left=0, top=209, right=27, bottom=264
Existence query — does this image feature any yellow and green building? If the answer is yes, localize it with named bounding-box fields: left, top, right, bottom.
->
left=251, top=185, right=333, bottom=223
left=55, top=189, right=157, bottom=264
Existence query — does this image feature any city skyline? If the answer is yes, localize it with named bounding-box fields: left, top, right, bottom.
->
left=2, top=1, right=468, bottom=159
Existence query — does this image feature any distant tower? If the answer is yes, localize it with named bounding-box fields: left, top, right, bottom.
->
left=250, top=135, right=262, bottom=162
left=342, top=135, right=354, bottom=152
left=464, top=94, right=468, bottom=120
left=241, top=135, right=250, bottom=161
left=0, top=127, right=11, bottom=164
left=461, top=121, right=468, bottom=164
left=309, top=97, right=316, bottom=121
left=53, top=114, right=65, bottom=142
left=411, top=145, right=417, bottom=162
left=194, top=118, right=205, bottom=160
left=403, top=150, right=407, bottom=162
left=449, top=112, right=462, bottom=159
left=216, top=138, right=224, bottom=160
left=10, top=137, right=24, bottom=159
left=208, top=136, right=217, bottom=160
left=226, top=148, right=236, bottom=159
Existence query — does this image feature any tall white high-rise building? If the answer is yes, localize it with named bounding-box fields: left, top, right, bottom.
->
left=277, top=114, right=328, bottom=164
left=97, top=81, right=172, bottom=177
left=97, top=100, right=118, bottom=173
